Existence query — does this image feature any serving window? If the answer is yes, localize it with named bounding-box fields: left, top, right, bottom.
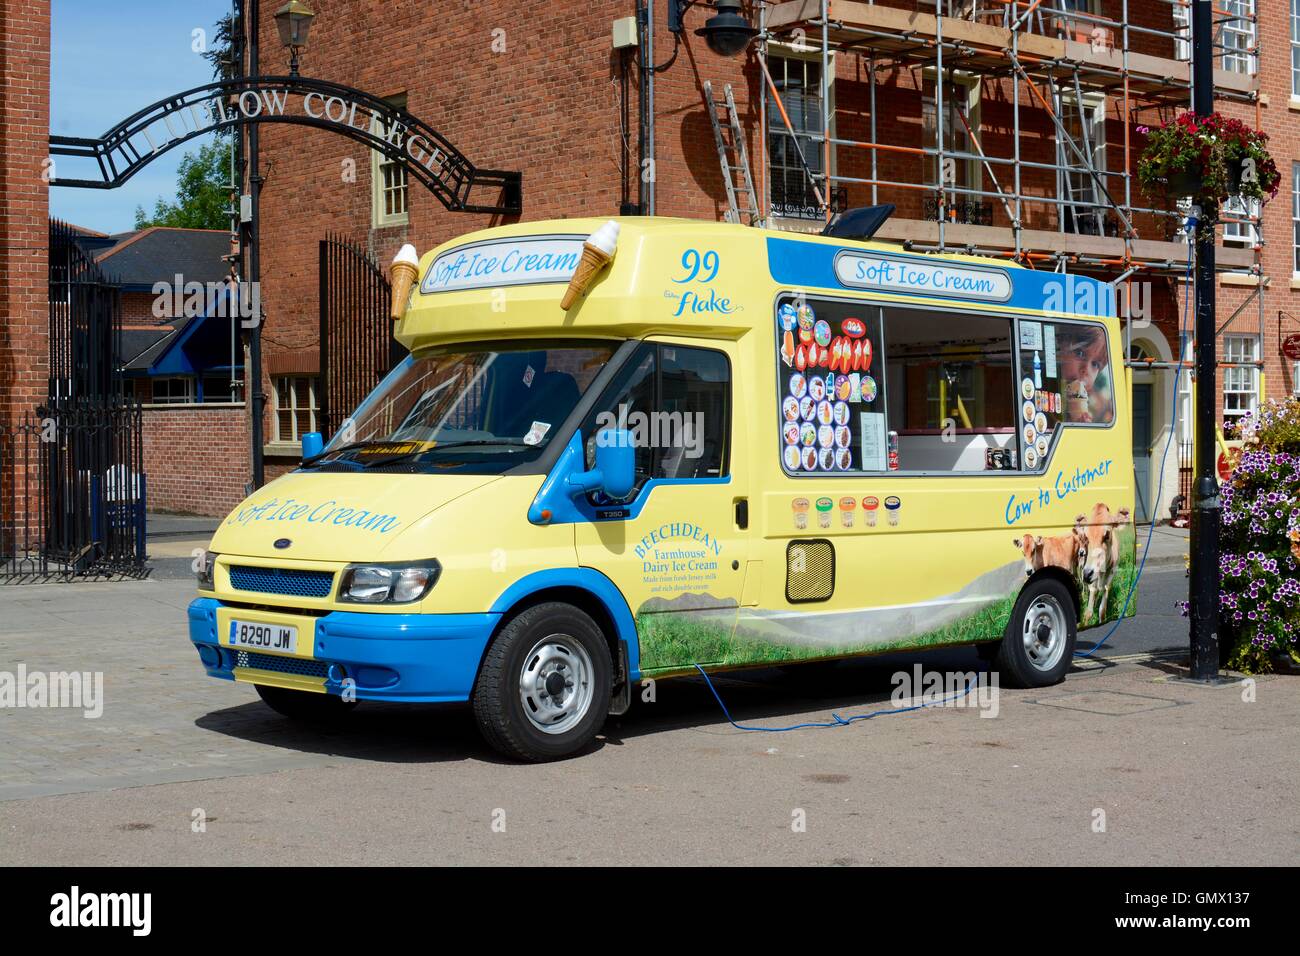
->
left=776, top=294, right=1107, bottom=475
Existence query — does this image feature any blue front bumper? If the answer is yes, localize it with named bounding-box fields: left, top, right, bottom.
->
left=188, top=598, right=499, bottom=703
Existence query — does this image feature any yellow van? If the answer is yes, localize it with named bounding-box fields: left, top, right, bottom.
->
left=188, top=215, right=1135, bottom=761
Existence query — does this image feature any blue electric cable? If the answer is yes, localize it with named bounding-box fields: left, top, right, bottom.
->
left=692, top=662, right=981, bottom=733
left=1074, top=221, right=1196, bottom=657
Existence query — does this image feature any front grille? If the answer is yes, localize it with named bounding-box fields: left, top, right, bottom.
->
left=231, top=649, right=330, bottom=679
left=229, top=565, right=334, bottom=598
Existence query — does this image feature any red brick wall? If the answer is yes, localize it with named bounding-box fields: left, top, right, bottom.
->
left=141, top=405, right=251, bottom=516
left=0, top=0, right=51, bottom=425
left=248, top=0, right=1293, bottom=442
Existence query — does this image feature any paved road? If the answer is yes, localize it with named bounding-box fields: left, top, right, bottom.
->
left=3, top=563, right=1293, bottom=866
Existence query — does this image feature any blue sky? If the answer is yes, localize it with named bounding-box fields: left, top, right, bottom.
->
left=49, top=0, right=231, bottom=234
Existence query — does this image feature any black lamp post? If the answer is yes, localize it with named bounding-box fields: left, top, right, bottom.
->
left=274, top=0, right=315, bottom=76
left=1187, top=0, right=1222, bottom=681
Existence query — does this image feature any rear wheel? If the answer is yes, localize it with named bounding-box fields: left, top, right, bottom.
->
left=472, top=602, right=612, bottom=762
left=255, top=684, right=357, bottom=721
left=994, top=578, right=1076, bottom=688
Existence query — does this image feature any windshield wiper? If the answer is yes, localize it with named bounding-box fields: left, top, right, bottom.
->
left=308, top=437, right=530, bottom=470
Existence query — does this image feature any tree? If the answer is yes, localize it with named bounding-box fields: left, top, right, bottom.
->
left=133, top=139, right=233, bottom=230
left=133, top=12, right=240, bottom=231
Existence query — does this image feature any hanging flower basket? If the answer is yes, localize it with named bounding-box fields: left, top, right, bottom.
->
left=1136, top=111, right=1280, bottom=224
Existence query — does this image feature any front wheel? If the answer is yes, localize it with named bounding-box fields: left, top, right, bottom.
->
left=994, top=578, right=1077, bottom=688
left=472, top=602, right=612, bottom=762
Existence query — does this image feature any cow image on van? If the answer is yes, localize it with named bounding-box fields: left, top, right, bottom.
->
left=186, top=215, right=1135, bottom=761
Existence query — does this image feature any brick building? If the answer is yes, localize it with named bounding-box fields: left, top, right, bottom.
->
left=2, top=1, right=1298, bottom=522
left=245, top=0, right=1297, bottom=525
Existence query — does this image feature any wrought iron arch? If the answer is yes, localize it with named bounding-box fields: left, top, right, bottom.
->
left=49, top=75, right=521, bottom=214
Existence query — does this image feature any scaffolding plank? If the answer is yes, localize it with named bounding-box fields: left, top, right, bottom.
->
left=767, top=1, right=1257, bottom=98
left=870, top=219, right=1255, bottom=269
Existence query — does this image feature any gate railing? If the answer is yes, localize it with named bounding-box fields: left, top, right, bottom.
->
left=1, top=397, right=147, bottom=582
left=319, top=234, right=398, bottom=439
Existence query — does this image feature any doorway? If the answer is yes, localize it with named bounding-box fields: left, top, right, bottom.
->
left=1132, top=382, right=1153, bottom=523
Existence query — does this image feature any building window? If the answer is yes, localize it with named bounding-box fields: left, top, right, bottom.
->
left=274, top=376, right=319, bottom=443
left=1057, top=93, right=1108, bottom=235
left=922, top=71, right=983, bottom=222
left=1223, top=194, right=1260, bottom=246
left=151, top=376, right=195, bottom=404
left=1174, top=2, right=1191, bottom=61
left=371, top=94, right=410, bottom=228
left=1220, top=0, right=1257, bottom=75
left=1178, top=332, right=1194, bottom=444
left=202, top=374, right=235, bottom=403
left=1293, top=0, right=1300, bottom=96
left=1293, top=163, right=1300, bottom=273
left=1222, top=335, right=1260, bottom=420
left=766, top=52, right=830, bottom=222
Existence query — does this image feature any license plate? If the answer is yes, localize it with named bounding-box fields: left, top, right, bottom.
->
left=227, top=619, right=298, bottom=655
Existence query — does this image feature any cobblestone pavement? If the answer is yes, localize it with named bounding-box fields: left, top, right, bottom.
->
left=1, top=575, right=1294, bottom=865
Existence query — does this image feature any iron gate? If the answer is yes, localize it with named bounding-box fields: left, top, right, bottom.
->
left=318, top=234, right=401, bottom=438
left=0, top=222, right=146, bottom=581
left=1, top=398, right=146, bottom=581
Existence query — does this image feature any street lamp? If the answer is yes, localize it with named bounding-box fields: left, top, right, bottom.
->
left=274, top=0, right=315, bottom=76
left=669, top=1, right=758, bottom=58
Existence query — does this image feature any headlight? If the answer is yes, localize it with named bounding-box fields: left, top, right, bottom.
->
left=196, top=551, right=218, bottom=590
left=339, top=560, right=441, bottom=604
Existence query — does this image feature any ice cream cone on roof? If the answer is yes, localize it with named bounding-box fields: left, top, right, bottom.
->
left=390, top=244, right=420, bottom=321
left=560, top=221, right=619, bottom=311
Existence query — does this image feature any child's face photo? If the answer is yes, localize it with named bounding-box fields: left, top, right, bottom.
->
left=1059, top=328, right=1107, bottom=390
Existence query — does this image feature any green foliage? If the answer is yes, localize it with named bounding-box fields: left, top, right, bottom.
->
left=1136, top=111, right=1280, bottom=226
left=133, top=140, right=233, bottom=231
left=1212, top=398, right=1300, bottom=673
left=637, top=541, right=1137, bottom=675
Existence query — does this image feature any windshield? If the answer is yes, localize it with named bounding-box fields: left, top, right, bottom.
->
left=309, top=341, right=620, bottom=474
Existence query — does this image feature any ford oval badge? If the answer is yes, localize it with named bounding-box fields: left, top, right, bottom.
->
left=273, top=538, right=292, bottom=550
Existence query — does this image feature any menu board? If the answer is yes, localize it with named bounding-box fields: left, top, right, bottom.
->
left=777, top=296, right=886, bottom=474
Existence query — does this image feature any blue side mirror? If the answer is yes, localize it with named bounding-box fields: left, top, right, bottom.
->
left=566, top=429, right=635, bottom=499
left=301, top=432, right=324, bottom=459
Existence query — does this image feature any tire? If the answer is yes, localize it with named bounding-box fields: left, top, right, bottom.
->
left=993, top=577, right=1077, bottom=688
left=472, top=602, right=612, bottom=762
left=255, top=683, right=357, bottom=721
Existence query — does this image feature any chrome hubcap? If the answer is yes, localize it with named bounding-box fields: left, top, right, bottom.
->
left=519, top=635, right=594, bottom=735
left=1022, top=595, right=1066, bottom=671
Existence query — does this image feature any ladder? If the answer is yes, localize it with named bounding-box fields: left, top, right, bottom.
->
left=703, top=81, right=763, bottom=227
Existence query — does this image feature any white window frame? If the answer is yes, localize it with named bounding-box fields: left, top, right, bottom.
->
left=1292, top=162, right=1300, bottom=275
left=1175, top=3, right=1191, bottom=62
left=1178, top=332, right=1194, bottom=443
left=1222, top=334, right=1260, bottom=420
left=150, top=376, right=195, bottom=405
left=1220, top=0, right=1257, bottom=75
left=371, top=94, right=410, bottom=228
left=272, top=375, right=319, bottom=443
left=921, top=68, right=983, bottom=209
left=1223, top=193, right=1260, bottom=247
left=1292, top=0, right=1300, bottom=97
left=1057, top=91, right=1107, bottom=235
left=765, top=45, right=835, bottom=229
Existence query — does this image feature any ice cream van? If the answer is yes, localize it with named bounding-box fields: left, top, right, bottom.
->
left=188, top=211, right=1135, bottom=761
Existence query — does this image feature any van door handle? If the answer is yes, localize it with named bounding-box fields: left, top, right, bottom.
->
left=734, top=498, right=748, bottom=530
